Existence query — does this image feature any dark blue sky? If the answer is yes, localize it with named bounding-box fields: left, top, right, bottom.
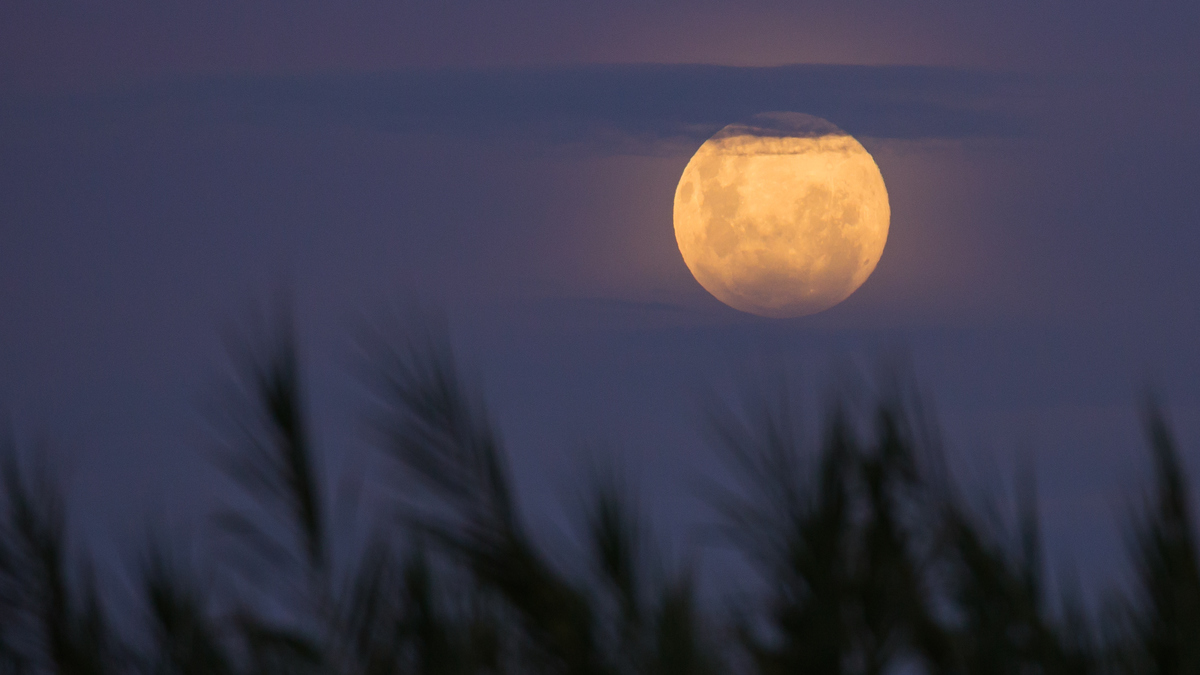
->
left=2, top=0, right=1199, bottom=602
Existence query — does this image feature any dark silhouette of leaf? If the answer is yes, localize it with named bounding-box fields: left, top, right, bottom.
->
left=365, top=325, right=607, bottom=675
left=709, top=385, right=959, bottom=675
left=0, top=444, right=122, bottom=674
left=585, top=473, right=644, bottom=652
left=138, top=537, right=233, bottom=675
left=5, top=310, right=1200, bottom=675
left=1126, top=401, right=1200, bottom=675
left=217, top=312, right=325, bottom=576
left=649, top=575, right=718, bottom=675
left=240, top=617, right=325, bottom=675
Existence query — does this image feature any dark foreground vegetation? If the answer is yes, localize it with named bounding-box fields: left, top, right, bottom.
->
left=1, top=319, right=1198, bottom=674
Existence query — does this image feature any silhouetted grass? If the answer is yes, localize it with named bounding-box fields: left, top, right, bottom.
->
left=708, top=389, right=950, bottom=674
left=364, top=326, right=719, bottom=675
left=1121, top=402, right=1200, bottom=675
left=0, top=317, right=1198, bottom=675
left=138, top=537, right=233, bottom=675
left=0, top=443, right=124, bottom=674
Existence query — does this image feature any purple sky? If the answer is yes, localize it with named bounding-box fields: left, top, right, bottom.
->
left=2, top=0, right=1200, bottom=603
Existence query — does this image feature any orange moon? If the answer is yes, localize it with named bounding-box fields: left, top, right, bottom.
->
left=673, top=113, right=890, bottom=318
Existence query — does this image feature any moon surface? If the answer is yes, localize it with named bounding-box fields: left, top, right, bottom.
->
left=673, top=112, right=889, bottom=318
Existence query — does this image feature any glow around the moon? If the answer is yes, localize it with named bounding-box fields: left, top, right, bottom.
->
left=673, top=112, right=889, bottom=318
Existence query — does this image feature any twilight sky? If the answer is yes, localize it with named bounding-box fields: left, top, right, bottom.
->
left=2, top=0, right=1200, bottom=601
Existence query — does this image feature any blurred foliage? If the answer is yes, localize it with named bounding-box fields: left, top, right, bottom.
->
left=0, top=320, right=1198, bottom=674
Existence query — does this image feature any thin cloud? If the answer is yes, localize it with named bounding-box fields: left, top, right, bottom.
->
left=1, top=64, right=1035, bottom=152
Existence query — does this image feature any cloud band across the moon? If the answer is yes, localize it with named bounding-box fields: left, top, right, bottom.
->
left=673, top=113, right=889, bottom=318
left=0, top=65, right=1031, bottom=152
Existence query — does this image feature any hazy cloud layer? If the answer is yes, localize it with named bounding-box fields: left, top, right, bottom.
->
left=1, top=64, right=1033, bottom=152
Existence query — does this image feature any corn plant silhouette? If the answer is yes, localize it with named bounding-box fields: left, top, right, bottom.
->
left=1119, top=402, right=1200, bottom=675
left=137, top=536, right=234, bottom=675
left=707, top=386, right=953, bottom=675
left=940, top=473, right=1095, bottom=674
left=0, top=316, right=1198, bottom=675
left=211, top=313, right=505, bottom=675
left=0, top=440, right=123, bottom=674
left=364, top=324, right=719, bottom=675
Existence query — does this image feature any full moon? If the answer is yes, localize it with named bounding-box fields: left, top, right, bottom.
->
left=673, top=112, right=889, bottom=318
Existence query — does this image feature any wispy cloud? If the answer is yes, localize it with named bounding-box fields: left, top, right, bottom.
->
left=1, top=64, right=1034, bottom=152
